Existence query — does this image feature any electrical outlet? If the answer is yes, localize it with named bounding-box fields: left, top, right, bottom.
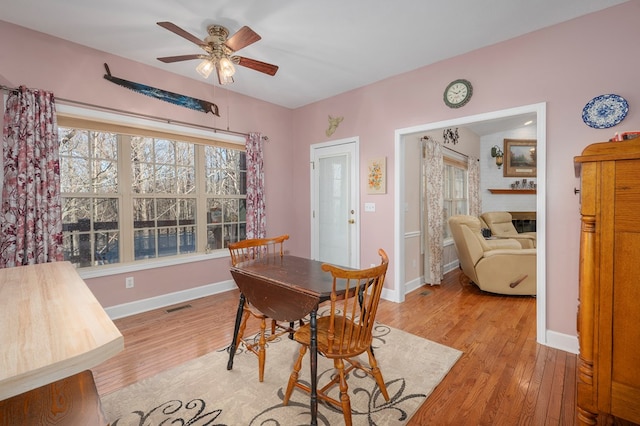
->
left=125, top=277, right=134, bottom=289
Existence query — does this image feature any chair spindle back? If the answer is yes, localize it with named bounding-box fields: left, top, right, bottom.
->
left=228, top=234, right=289, bottom=266
left=321, top=248, right=389, bottom=357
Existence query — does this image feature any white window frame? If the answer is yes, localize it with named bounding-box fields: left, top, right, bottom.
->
left=443, top=156, right=468, bottom=242
left=57, top=104, right=246, bottom=279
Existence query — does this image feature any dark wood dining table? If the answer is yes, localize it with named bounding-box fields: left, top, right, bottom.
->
left=227, top=254, right=346, bottom=426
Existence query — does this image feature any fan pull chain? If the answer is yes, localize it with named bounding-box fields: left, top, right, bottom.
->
left=226, top=88, right=230, bottom=131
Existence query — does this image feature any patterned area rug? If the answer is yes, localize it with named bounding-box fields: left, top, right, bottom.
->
left=101, top=324, right=462, bottom=425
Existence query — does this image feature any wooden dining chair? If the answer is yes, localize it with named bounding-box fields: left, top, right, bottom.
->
left=228, top=234, right=295, bottom=382
left=282, top=248, right=390, bottom=426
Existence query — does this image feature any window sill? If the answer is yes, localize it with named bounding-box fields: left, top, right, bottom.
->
left=78, top=251, right=229, bottom=280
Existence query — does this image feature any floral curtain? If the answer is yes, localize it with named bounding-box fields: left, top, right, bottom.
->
left=422, top=139, right=444, bottom=285
left=0, top=86, right=63, bottom=267
left=468, top=156, right=481, bottom=217
left=245, top=132, right=266, bottom=239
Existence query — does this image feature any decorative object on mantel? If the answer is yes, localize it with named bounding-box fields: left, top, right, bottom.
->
left=510, top=179, right=536, bottom=190
left=103, top=64, right=219, bottom=115
left=443, top=128, right=459, bottom=145
left=490, top=145, right=504, bottom=169
left=367, top=157, right=386, bottom=194
left=582, top=94, right=628, bottom=129
left=326, top=115, right=344, bottom=137
left=504, top=139, right=536, bottom=178
left=488, top=179, right=537, bottom=194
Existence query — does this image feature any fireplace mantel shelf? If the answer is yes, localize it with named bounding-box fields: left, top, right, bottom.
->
left=488, top=189, right=536, bottom=194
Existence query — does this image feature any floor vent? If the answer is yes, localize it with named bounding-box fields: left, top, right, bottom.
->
left=420, top=290, right=432, bottom=296
left=166, top=304, right=192, bottom=313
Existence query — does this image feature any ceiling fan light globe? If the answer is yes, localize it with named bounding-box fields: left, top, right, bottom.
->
left=195, top=59, right=214, bottom=78
left=216, top=58, right=235, bottom=85
left=216, top=69, right=234, bottom=85
left=218, top=74, right=234, bottom=85
left=218, top=57, right=236, bottom=77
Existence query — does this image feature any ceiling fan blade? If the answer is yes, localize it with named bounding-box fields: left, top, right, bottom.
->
left=225, top=26, right=261, bottom=52
left=157, top=22, right=208, bottom=49
left=157, top=54, right=207, bottom=63
left=234, top=56, right=279, bottom=76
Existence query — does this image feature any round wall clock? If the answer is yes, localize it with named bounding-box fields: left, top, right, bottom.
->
left=444, top=79, right=473, bottom=108
left=582, top=94, right=629, bottom=129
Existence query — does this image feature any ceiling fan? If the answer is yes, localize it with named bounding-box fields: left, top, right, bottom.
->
left=156, top=21, right=279, bottom=85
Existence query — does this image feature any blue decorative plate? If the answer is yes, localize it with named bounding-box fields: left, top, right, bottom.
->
left=582, top=94, right=629, bottom=129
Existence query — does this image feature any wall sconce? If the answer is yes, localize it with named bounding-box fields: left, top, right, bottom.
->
left=491, top=145, right=504, bottom=169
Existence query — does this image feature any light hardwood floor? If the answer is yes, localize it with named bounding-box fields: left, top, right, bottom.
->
left=92, top=268, right=578, bottom=425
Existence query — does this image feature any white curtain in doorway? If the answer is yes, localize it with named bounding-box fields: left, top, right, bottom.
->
left=468, top=156, right=481, bottom=217
left=422, top=139, right=444, bottom=285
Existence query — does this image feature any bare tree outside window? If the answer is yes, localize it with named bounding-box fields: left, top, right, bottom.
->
left=131, top=138, right=196, bottom=259
left=205, top=146, right=246, bottom=250
left=59, top=123, right=246, bottom=268
left=60, top=128, right=119, bottom=267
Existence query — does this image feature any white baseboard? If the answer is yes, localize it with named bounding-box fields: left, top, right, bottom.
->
left=104, top=277, right=580, bottom=356
left=381, top=287, right=401, bottom=303
left=404, top=276, right=424, bottom=295
left=104, top=279, right=237, bottom=320
left=444, top=261, right=459, bottom=275
left=381, top=276, right=423, bottom=303
left=545, top=330, right=579, bottom=354
left=107, top=278, right=404, bottom=319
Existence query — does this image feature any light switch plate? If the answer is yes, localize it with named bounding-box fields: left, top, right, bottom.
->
left=364, top=202, right=376, bottom=212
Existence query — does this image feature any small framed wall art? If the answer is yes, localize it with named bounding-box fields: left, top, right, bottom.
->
left=504, top=139, right=537, bottom=178
left=367, top=157, right=386, bottom=194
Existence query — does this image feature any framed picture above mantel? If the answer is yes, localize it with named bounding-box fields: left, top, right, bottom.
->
left=504, top=139, right=537, bottom=177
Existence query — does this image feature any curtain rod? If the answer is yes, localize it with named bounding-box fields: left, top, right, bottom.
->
left=0, top=84, right=268, bottom=141
left=420, top=135, right=478, bottom=161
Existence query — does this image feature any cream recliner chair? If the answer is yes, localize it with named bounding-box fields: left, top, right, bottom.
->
left=481, top=211, right=536, bottom=249
left=448, top=215, right=536, bottom=295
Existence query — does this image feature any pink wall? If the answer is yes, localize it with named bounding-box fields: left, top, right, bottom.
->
left=290, top=1, right=640, bottom=337
left=1, top=1, right=639, bottom=337
left=0, top=21, right=295, bottom=306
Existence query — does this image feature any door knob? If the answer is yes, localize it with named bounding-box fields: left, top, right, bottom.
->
left=348, top=219, right=355, bottom=224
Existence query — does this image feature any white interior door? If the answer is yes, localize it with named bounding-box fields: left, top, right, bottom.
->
left=310, top=138, right=359, bottom=268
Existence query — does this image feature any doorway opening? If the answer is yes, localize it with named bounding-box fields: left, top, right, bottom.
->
left=394, top=103, right=547, bottom=344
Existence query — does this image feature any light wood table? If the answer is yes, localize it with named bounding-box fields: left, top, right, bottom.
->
left=0, top=261, right=124, bottom=401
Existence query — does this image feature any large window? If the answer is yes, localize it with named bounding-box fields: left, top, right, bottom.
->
left=204, top=146, right=247, bottom=250
left=443, top=159, right=468, bottom=240
left=59, top=121, right=246, bottom=269
left=130, top=137, right=197, bottom=260
left=60, top=128, right=121, bottom=266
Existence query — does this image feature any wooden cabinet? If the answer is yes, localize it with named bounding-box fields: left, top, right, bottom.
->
left=574, top=139, right=640, bottom=425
